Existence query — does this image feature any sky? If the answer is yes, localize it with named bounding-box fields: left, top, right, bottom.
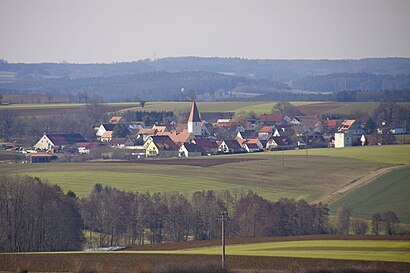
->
left=0, top=0, right=409, bottom=63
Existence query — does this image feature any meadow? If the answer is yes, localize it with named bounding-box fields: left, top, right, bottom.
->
left=267, top=145, right=410, bottom=165
left=123, top=101, right=317, bottom=114
left=1, top=237, right=409, bottom=272
left=330, top=167, right=410, bottom=223
left=158, top=240, right=410, bottom=263
left=323, top=102, right=410, bottom=116
left=0, top=153, right=387, bottom=202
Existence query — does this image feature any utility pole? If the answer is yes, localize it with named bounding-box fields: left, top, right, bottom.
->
left=306, top=134, right=309, bottom=156
left=281, top=147, right=284, bottom=167
left=220, top=211, right=228, bottom=269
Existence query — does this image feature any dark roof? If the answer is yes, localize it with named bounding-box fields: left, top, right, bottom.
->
left=188, top=101, right=201, bottom=123
left=101, top=124, right=117, bottom=131
left=245, top=142, right=260, bottom=149
left=193, top=139, right=219, bottom=152
left=200, top=112, right=234, bottom=123
left=271, top=136, right=293, bottom=146
left=152, top=135, right=179, bottom=151
left=223, top=140, right=242, bottom=150
left=182, top=143, right=205, bottom=153
left=47, top=134, right=86, bottom=146
left=240, top=130, right=257, bottom=138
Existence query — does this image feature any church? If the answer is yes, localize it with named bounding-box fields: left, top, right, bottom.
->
left=187, top=101, right=208, bottom=137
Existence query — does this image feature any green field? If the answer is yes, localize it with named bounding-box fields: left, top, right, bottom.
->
left=275, top=145, right=410, bottom=165
left=1, top=145, right=409, bottom=221
left=324, top=102, right=410, bottom=116
left=122, top=101, right=316, bottom=114
left=0, top=102, right=137, bottom=109
left=330, top=167, right=410, bottom=223
left=0, top=149, right=392, bottom=201
left=146, top=240, right=410, bottom=263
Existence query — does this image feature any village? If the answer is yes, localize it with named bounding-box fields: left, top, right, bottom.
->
left=6, top=101, right=405, bottom=163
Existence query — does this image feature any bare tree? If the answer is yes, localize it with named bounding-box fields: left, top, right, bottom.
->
left=45, top=92, right=55, bottom=104
left=336, top=207, right=351, bottom=235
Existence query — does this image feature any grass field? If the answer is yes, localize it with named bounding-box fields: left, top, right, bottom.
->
left=274, top=145, right=410, bottom=165
left=121, top=101, right=317, bottom=114
left=152, top=240, right=410, bottom=263
left=329, top=167, right=410, bottom=223
left=0, top=148, right=394, bottom=201
left=0, top=102, right=137, bottom=109
left=323, top=102, right=410, bottom=116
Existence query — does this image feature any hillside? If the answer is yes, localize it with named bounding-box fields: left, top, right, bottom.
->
left=1, top=57, right=410, bottom=102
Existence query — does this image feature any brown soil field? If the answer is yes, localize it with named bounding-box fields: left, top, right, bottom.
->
left=1, top=253, right=409, bottom=273
left=296, top=102, right=347, bottom=116
left=95, top=157, right=262, bottom=167
left=125, top=235, right=410, bottom=251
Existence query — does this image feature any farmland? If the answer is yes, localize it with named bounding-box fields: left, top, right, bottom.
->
left=1, top=236, right=410, bottom=273
left=0, top=102, right=137, bottom=116
left=0, top=153, right=387, bottom=202
left=2, top=101, right=408, bottom=117
left=266, top=145, right=410, bottom=164
left=329, top=167, right=410, bottom=223
left=161, top=239, right=410, bottom=263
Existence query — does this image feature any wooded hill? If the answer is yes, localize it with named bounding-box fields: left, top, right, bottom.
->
left=0, top=57, right=409, bottom=102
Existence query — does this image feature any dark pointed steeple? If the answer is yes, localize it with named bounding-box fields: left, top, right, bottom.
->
left=188, top=101, right=201, bottom=123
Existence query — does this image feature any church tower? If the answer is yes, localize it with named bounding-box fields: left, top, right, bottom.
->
left=188, top=101, right=203, bottom=136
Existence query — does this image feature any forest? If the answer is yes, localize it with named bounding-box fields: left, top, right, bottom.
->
left=1, top=57, right=409, bottom=102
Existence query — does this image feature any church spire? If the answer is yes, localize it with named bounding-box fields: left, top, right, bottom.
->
left=188, top=101, right=201, bottom=123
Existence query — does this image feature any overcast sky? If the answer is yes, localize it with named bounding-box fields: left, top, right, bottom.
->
left=1, top=0, right=409, bottom=63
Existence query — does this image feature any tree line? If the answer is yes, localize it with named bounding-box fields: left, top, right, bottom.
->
left=0, top=175, right=403, bottom=252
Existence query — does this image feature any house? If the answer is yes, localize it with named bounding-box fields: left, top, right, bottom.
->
left=152, top=124, right=168, bottom=133
left=156, top=129, right=193, bottom=145
left=200, top=112, right=235, bottom=123
left=76, top=142, right=102, bottom=154
left=145, top=135, right=179, bottom=158
left=322, top=119, right=339, bottom=134
left=100, top=131, right=113, bottom=142
left=238, top=138, right=263, bottom=153
left=192, top=139, right=219, bottom=155
left=236, top=130, right=257, bottom=140
left=25, top=153, right=54, bottom=163
left=109, top=116, right=123, bottom=124
left=294, top=116, right=322, bottom=132
left=218, top=140, right=244, bottom=154
left=259, top=113, right=288, bottom=125
left=136, top=128, right=158, bottom=141
left=338, top=120, right=364, bottom=135
left=179, top=143, right=205, bottom=157
left=34, top=133, right=87, bottom=152
left=96, top=124, right=116, bottom=137
left=266, top=136, right=294, bottom=150
left=335, top=120, right=364, bottom=148
left=258, top=126, right=276, bottom=140
left=110, top=138, right=135, bottom=147
left=334, top=133, right=352, bottom=148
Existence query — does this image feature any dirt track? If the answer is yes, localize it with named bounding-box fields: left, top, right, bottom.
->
left=318, top=165, right=407, bottom=205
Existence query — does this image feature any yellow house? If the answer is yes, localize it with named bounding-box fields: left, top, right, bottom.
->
left=145, top=141, right=160, bottom=157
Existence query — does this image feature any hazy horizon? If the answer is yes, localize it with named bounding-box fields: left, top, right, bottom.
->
left=1, top=0, right=409, bottom=64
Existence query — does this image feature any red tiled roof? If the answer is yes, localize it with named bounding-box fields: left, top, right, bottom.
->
left=323, top=120, right=338, bottom=127
left=259, top=126, right=274, bottom=133
left=260, top=113, right=284, bottom=122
